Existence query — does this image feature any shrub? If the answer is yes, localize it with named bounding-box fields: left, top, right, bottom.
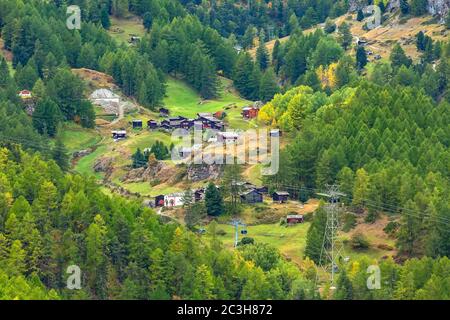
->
left=350, top=232, right=370, bottom=250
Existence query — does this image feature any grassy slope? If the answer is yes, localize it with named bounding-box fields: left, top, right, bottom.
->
left=164, top=77, right=252, bottom=129
left=61, top=123, right=102, bottom=153
left=108, top=16, right=145, bottom=44
left=213, top=222, right=310, bottom=265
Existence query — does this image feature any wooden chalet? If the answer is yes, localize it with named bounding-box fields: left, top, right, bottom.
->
left=147, top=120, right=158, bottom=130
left=132, top=119, right=142, bottom=129
left=180, top=119, right=194, bottom=130
left=240, top=189, right=263, bottom=204
left=196, top=113, right=225, bottom=131
left=272, top=191, right=290, bottom=203
left=242, top=106, right=259, bottom=119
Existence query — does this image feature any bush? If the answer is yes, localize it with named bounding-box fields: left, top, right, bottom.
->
left=216, top=229, right=227, bottom=236
left=383, top=221, right=400, bottom=236
left=239, top=237, right=255, bottom=245
left=342, top=212, right=357, bottom=232
left=350, top=232, right=370, bottom=250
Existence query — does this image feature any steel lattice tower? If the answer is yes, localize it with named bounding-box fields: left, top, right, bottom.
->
left=316, top=184, right=346, bottom=288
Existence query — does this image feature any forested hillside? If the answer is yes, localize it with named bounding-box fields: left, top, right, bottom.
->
left=0, top=0, right=449, bottom=301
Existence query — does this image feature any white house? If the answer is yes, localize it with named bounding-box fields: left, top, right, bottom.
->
left=164, top=193, right=185, bottom=207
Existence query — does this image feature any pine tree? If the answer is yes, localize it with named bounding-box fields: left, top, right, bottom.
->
left=356, top=9, right=364, bottom=22
left=304, top=207, right=327, bottom=264
left=205, top=183, right=224, bottom=216
left=400, top=0, right=410, bottom=15
left=446, top=11, right=450, bottom=29
left=335, top=269, right=353, bottom=300
left=259, top=68, right=279, bottom=102
left=352, top=168, right=370, bottom=208
left=143, top=12, right=153, bottom=30
left=256, top=37, right=269, bottom=70
left=390, top=43, right=412, bottom=68
left=100, top=6, right=110, bottom=29
left=356, top=46, right=368, bottom=70
left=53, top=133, right=69, bottom=171
left=131, top=148, right=146, bottom=168
left=338, top=22, right=352, bottom=50
left=272, top=39, right=281, bottom=73
left=0, top=57, right=11, bottom=88
left=32, top=98, right=62, bottom=137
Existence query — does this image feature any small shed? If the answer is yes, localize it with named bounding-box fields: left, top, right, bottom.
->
left=286, top=214, right=304, bottom=224
left=240, top=189, right=263, bottom=204
left=159, top=107, right=170, bottom=117
left=132, top=119, right=142, bottom=129
left=272, top=191, right=289, bottom=203
left=111, top=130, right=127, bottom=140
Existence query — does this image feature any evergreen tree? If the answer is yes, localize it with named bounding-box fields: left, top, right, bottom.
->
left=131, top=148, right=146, bottom=168
left=390, top=43, right=412, bottom=69
left=256, top=38, right=269, bottom=70
left=446, top=11, right=450, bottom=29
left=304, top=207, right=327, bottom=264
left=32, top=98, right=62, bottom=137
left=259, top=68, right=279, bottom=102
left=143, top=12, right=153, bottom=31
left=53, top=133, right=69, bottom=171
left=205, top=183, right=224, bottom=216
left=356, top=46, right=368, bottom=70
left=338, top=22, right=352, bottom=50
left=400, top=0, right=410, bottom=15
left=410, top=0, right=428, bottom=16
left=335, top=269, right=353, bottom=300
left=356, top=9, right=364, bottom=22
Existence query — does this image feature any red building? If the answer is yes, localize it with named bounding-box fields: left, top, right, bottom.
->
left=242, top=106, right=259, bottom=119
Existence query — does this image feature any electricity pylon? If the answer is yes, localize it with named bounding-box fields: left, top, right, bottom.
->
left=316, top=184, right=346, bottom=288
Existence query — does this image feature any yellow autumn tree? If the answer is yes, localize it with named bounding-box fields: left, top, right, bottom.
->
left=316, top=62, right=338, bottom=90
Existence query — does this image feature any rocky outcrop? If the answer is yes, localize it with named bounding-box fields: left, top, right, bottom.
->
left=427, top=0, right=450, bottom=22
left=186, top=164, right=223, bottom=182
left=121, top=161, right=178, bottom=184
left=348, top=0, right=369, bottom=12
left=93, top=157, right=114, bottom=173
left=72, top=149, right=92, bottom=159
left=352, top=0, right=449, bottom=22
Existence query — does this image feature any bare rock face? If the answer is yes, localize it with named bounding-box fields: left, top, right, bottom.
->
left=348, top=0, right=369, bottom=12
left=427, top=0, right=450, bottom=22
left=73, top=149, right=92, bottom=159
left=121, top=161, right=179, bottom=184
left=93, top=157, right=114, bottom=173
left=186, top=164, right=223, bottom=182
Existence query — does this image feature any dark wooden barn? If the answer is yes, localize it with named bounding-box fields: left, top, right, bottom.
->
left=272, top=191, right=289, bottom=203
left=132, top=119, right=142, bottom=129
left=240, top=189, right=263, bottom=204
